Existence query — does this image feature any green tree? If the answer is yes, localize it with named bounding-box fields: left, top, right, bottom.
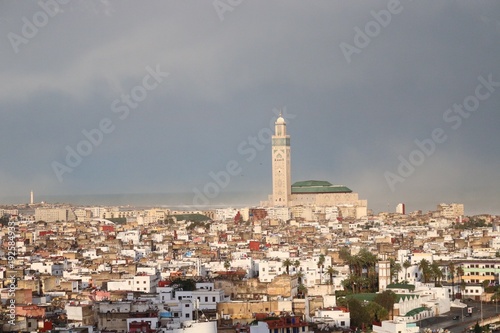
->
left=347, top=298, right=370, bottom=327
left=431, top=262, right=444, bottom=286
left=374, top=290, right=397, bottom=319
left=296, top=271, right=304, bottom=285
left=418, top=259, right=432, bottom=283
left=339, top=247, right=355, bottom=275
left=449, top=261, right=456, bottom=300
left=0, top=215, right=9, bottom=226
left=389, top=259, right=402, bottom=283
left=297, top=283, right=307, bottom=298
left=457, top=264, right=465, bottom=297
left=460, top=280, right=467, bottom=296
left=348, top=298, right=371, bottom=329
left=358, top=248, right=378, bottom=291
left=317, top=254, right=326, bottom=284
left=457, top=266, right=465, bottom=285
left=293, top=260, right=301, bottom=273
left=224, top=260, right=231, bottom=271
left=325, top=266, right=338, bottom=285
left=474, top=322, right=481, bottom=333
left=171, top=278, right=196, bottom=291
left=282, top=258, right=292, bottom=275
left=365, top=302, right=389, bottom=323
left=403, top=260, right=412, bottom=282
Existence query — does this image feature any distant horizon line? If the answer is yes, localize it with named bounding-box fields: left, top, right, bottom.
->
left=0, top=191, right=266, bottom=208
left=0, top=191, right=498, bottom=216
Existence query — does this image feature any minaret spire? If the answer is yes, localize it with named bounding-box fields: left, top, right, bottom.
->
left=271, top=114, right=291, bottom=207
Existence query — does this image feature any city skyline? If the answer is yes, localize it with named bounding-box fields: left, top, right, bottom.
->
left=1, top=2, right=500, bottom=214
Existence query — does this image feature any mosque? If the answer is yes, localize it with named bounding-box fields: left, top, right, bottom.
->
left=263, top=114, right=367, bottom=219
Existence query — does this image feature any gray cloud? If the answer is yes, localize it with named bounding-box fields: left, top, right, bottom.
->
left=0, top=1, right=499, bottom=214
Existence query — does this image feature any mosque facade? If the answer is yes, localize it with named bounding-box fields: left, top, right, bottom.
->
left=264, top=114, right=367, bottom=219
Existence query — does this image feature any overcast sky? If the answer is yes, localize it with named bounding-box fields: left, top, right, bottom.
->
left=1, top=1, right=499, bottom=214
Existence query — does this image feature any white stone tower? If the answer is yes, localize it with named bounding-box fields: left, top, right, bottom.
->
left=30, top=190, right=34, bottom=205
left=272, top=113, right=291, bottom=206
left=378, top=260, right=391, bottom=291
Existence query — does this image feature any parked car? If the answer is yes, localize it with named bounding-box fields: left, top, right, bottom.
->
left=465, top=313, right=472, bottom=317
left=452, top=316, right=460, bottom=320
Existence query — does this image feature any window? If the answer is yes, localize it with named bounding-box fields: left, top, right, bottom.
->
left=185, top=313, right=190, bottom=318
left=213, top=297, right=216, bottom=302
left=205, top=297, right=208, bottom=302
left=341, top=321, right=345, bottom=326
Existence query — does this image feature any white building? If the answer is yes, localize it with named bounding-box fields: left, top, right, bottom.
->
left=30, top=262, right=64, bottom=276
left=215, top=208, right=239, bottom=221
left=116, top=230, right=141, bottom=245
left=373, top=320, right=419, bottom=333
left=35, top=208, right=75, bottom=222
left=313, top=307, right=351, bottom=328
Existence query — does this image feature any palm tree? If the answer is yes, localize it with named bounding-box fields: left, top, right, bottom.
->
left=224, top=260, right=231, bottom=271
left=358, top=248, right=378, bottom=291
left=389, top=258, right=402, bottom=283
left=339, top=247, right=355, bottom=275
left=282, top=258, right=292, bottom=275
left=342, top=274, right=360, bottom=293
left=431, top=262, right=443, bottom=286
left=293, top=260, right=301, bottom=274
left=448, top=261, right=456, bottom=300
left=317, top=254, right=325, bottom=284
left=403, top=260, right=412, bottom=282
left=456, top=266, right=464, bottom=284
left=325, top=266, right=338, bottom=285
left=418, top=259, right=431, bottom=283
left=296, top=271, right=304, bottom=285
left=456, top=265, right=465, bottom=298
left=297, top=283, right=308, bottom=298
left=460, top=280, right=466, bottom=298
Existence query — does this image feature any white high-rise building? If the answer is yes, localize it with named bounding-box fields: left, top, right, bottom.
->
left=271, top=113, right=291, bottom=206
left=396, top=203, right=405, bottom=214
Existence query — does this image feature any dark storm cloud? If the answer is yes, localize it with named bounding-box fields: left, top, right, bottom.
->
left=0, top=1, right=499, bottom=214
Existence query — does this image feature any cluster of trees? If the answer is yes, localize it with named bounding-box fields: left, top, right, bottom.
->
left=0, top=215, right=9, bottom=226
left=186, top=220, right=211, bottom=231
left=337, top=291, right=398, bottom=329
left=280, top=255, right=339, bottom=286
left=339, top=248, right=379, bottom=293
left=453, top=218, right=491, bottom=230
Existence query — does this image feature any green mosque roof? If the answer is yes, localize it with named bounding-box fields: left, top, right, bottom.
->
left=291, top=180, right=353, bottom=194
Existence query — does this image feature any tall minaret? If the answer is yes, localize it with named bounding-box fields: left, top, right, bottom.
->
left=272, top=113, right=291, bottom=206
left=30, top=190, right=34, bottom=205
